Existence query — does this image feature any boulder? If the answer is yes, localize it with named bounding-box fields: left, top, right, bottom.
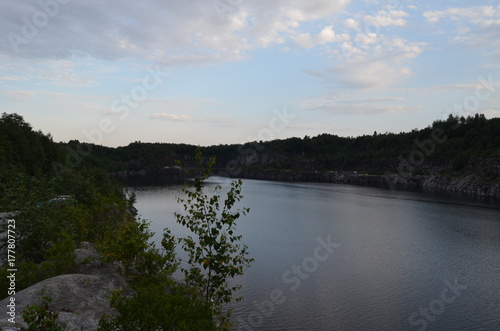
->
left=0, top=243, right=129, bottom=331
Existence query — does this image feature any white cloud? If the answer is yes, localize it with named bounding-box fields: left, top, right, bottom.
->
left=363, top=10, right=409, bottom=27
left=282, top=0, right=351, bottom=21
left=39, top=61, right=98, bottom=87
left=423, top=11, right=443, bottom=23
left=392, top=77, right=500, bottom=95
left=424, top=6, right=500, bottom=25
left=331, top=57, right=412, bottom=89
left=150, top=113, right=192, bottom=122
left=337, top=41, right=368, bottom=59
left=355, top=32, right=378, bottom=45
left=0, top=75, right=27, bottom=82
left=144, top=98, right=219, bottom=114
left=292, top=33, right=316, bottom=49
left=343, top=18, right=360, bottom=30
left=316, top=37, right=425, bottom=89
left=301, top=93, right=416, bottom=115
left=4, top=89, right=39, bottom=101
left=292, top=25, right=350, bottom=48
left=423, top=5, right=500, bottom=66
left=316, top=26, right=350, bottom=44
left=0, top=0, right=352, bottom=65
left=0, top=55, right=104, bottom=87
left=149, top=111, right=250, bottom=129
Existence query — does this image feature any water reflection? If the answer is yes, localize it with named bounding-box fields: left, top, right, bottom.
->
left=127, top=177, right=500, bottom=330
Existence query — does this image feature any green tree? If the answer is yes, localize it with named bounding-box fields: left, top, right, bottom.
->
left=175, top=148, right=253, bottom=318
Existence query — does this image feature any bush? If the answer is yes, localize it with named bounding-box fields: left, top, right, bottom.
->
left=40, top=230, right=77, bottom=278
left=21, top=291, right=64, bottom=331
left=97, top=217, right=155, bottom=274
left=0, top=232, right=76, bottom=299
left=98, top=283, right=217, bottom=331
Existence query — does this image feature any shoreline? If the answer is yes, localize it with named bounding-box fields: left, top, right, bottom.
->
left=115, top=168, right=500, bottom=203
left=224, top=170, right=500, bottom=202
left=109, top=157, right=500, bottom=201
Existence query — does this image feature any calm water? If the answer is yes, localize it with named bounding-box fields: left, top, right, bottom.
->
left=126, top=176, right=500, bottom=331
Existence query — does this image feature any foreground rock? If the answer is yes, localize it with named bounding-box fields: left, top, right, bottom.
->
left=0, top=243, right=129, bottom=331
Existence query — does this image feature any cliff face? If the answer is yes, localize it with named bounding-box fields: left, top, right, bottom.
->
left=106, top=149, right=500, bottom=200
left=228, top=156, right=500, bottom=199
left=418, top=174, right=500, bottom=198
left=109, top=167, right=188, bottom=178
left=235, top=170, right=500, bottom=199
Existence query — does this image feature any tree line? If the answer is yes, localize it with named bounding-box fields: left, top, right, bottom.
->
left=56, top=113, right=500, bottom=175
left=2, top=112, right=499, bottom=183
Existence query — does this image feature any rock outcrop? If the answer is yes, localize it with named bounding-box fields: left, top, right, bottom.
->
left=0, top=243, right=129, bottom=331
left=235, top=166, right=500, bottom=200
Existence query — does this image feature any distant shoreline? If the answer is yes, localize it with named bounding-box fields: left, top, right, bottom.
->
left=229, top=169, right=500, bottom=201
left=113, top=166, right=500, bottom=202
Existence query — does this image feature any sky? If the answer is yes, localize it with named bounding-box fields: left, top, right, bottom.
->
left=1, top=0, right=499, bottom=147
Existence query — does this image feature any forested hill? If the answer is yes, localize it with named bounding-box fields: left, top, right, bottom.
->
left=64, top=114, right=500, bottom=180
left=206, top=114, right=500, bottom=172
left=0, top=113, right=63, bottom=176
left=1, top=112, right=500, bottom=190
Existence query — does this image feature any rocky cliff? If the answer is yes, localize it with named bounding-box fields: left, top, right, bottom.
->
left=228, top=157, right=500, bottom=200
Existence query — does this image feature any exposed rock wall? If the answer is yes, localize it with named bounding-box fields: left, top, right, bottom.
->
left=233, top=158, right=500, bottom=199
left=108, top=154, right=500, bottom=199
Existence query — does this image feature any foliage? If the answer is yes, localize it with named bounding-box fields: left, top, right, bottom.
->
left=97, top=283, right=217, bottom=331
left=97, top=217, right=152, bottom=274
left=0, top=112, right=63, bottom=178
left=41, top=230, right=77, bottom=277
left=202, top=114, right=500, bottom=175
left=97, top=217, right=178, bottom=281
left=0, top=231, right=77, bottom=298
left=0, top=171, right=125, bottom=262
left=21, top=291, right=64, bottom=331
left=0, top=114, right=134, bottom=297
left=175, top=148, right=253, bottom=312
left=60, top=139, right=197, bottom=174
left=95, top=212, right=219, bottom=330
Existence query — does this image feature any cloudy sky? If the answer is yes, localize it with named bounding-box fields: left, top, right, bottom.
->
left=1, top=0, right=499, bottom=147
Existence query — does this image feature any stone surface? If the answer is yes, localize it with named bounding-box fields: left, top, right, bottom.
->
left=0, top=243, right=129, bottom=331
left=235, top=157, right=500, bottom=199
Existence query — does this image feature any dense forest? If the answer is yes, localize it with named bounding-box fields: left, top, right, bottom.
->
left=0, top=113, right=63, bottom=177
left=2, top=112, right=500, bottom=190
left=207, top=113, right=500, bottom=171
left=32, top=113, right=499, bottom=180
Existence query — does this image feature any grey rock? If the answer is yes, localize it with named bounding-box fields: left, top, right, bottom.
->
left=0, top=243, right=130, bottom=331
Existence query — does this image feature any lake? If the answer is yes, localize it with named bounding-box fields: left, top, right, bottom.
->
left=126, top=176, right=500, bottom=331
